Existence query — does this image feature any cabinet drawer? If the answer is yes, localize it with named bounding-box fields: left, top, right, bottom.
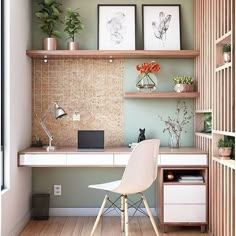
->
left=158, top=154, right=207, bottom=166
left=164, top=185, right=206, bottom=204
left=114, top=154, right=130, bottom=165
left=67, top=154, right=113, bottom=165
left=164, top=204, right=206, bottom=223
left=19, top=154, right=67, bottom=166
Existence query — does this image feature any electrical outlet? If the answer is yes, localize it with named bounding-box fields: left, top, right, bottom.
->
left=73, top=113, right=80, bottom=121
left=53, top=185, right=62, bottom=196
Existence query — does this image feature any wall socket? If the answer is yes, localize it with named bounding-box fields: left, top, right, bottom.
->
left=73, top=113, right=80, bottom=121
left=53, top=185, right=62, bottom=196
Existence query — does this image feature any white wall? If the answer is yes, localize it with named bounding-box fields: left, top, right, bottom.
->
left=1, top=0, right=32, bottom=235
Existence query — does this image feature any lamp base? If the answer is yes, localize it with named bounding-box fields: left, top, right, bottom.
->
left=43, top=146, right=56, bottom=152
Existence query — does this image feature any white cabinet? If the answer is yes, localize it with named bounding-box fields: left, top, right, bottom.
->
left=156, top=153, right=208, bottom=232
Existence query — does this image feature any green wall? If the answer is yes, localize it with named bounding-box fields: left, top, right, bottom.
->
left=32, top=0, right=194, bottom=208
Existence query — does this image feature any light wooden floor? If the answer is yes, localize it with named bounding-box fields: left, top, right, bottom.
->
left=20, top=216, right=211, bottom=236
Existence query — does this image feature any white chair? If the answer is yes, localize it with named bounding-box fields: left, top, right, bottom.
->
left=88, top=139, right=160, bottom=236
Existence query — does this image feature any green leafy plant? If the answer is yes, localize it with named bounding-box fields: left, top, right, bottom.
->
left=35, top=0, right=63, bottom=38
left=217, top=137, right=234, bottom=148
left=173, top=76, right=193, bottom=85
left=222, top=44, right=231, bottom=53
left=64, top=8, right=84, bottom=42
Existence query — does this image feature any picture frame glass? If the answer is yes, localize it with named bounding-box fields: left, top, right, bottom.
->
left=143, top=5, right=181, bottom=50
left=98, top=5, right=136, bottom=50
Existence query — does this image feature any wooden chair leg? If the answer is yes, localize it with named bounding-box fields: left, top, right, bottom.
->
left=90, top=194, right=108, bottom=236
left=121, top=195, right=125, bottom=232
left=124, top=195, right=129, bottom=236
left=142, top=195, right=160, bottom=236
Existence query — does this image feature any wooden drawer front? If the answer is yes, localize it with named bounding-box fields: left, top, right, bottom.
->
left=19, top=154, right=67, bottom=166
left=158, top=154, right=207, bottom=166
left=164, top=185, right=206, bottom=204
left=164, top=204, right=206, bottom=222
left=113, top=154, right=130, bottom=165
left=67, top=154, right=113, bottom=165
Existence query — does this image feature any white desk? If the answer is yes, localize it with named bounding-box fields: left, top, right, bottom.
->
left=18, top=147, right=207, bottom=167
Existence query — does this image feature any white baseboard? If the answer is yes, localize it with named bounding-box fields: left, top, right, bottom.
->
left=9, top=211, right=31, bottom=236
left=49, top=208, right=157, bottom=217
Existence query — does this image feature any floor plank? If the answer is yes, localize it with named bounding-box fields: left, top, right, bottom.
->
left=20, top=216, right=211, bottom=236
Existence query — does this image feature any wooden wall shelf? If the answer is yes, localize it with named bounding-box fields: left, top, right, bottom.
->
left=26, top=50, right=200, bottom=59
left=124, top=92, right=200, bottom=98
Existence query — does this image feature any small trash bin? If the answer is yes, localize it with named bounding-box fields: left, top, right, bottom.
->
left=32, top=193, right=50, bottom=220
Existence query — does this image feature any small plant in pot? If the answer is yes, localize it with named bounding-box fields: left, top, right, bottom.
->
left=173, top=76, right=194, bottom=93
left=222, top=44, right=231, bottom=63
left=35, top=0, right=63, bottom=50
left=64, top=8, right=84, bottom=50
left=217, top=137, right=234, bottom=159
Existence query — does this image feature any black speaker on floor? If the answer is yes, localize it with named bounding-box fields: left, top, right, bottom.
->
left=32, top=193, right=50, bottom=220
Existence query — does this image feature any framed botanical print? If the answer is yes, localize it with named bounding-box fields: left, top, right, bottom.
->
left=142, top=5, right=181, bottom=50
left=97, top=4, right=136, bottom=50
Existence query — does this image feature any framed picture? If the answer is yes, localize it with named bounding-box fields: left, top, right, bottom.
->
left=142, top=5, right=181, bottom=50
left=97, top=4, right=136, bottom=50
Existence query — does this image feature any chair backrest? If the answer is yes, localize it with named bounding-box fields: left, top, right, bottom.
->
left=115, top=139, right=160, bottom=195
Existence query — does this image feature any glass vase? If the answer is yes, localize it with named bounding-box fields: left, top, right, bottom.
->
left=136, top=73, right=157, bottom=93
left=169, top=134, right=181, bottom=148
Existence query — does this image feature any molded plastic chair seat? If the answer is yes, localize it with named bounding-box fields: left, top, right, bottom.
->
left=88, top=139, right=160, bottom=236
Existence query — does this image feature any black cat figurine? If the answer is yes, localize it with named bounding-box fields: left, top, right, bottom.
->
left=138, top=128, right=146, bottom=143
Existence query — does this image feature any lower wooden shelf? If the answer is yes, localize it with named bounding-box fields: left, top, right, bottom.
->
left=124, top=92, right=200, bottom=98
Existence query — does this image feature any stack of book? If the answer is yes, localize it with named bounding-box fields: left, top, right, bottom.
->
left=178, top=175, right=204, bottom=183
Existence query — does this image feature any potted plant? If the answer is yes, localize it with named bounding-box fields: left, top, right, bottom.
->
left=173, top=76, right=194, bottom=93
left=217, top=137, right=234, bottom=159
left=222, top=44, right=231, bottom=63
left=35, top=0, right=63, bottom=50
left=64, top=8, right=84, bottom=50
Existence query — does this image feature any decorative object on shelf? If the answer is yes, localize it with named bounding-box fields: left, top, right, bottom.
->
left=173, top=76, right=194, bottom=93
left=158, top=100, right=193, bottom=148
left=142, top=4, right=181, bottom=50
left=35, top=0, right=63, bottom=50
left=31, top=135, right=43, bottom=147
left=165, top=171, right=175, bottom=181
left=39, top=102, right=67, bottom=151
left=97, top=4, right=136, bottom=50
left=64, top=8, right=84, bottom=50
left=203, top=113, right=212, bottom=133
left=217, top=137, right=234, bottom=159
left=222, top=44, right=231, bottom=63
left=138, top=128, right=146, bottom=143
left=136, top=61, right=160, bottom=92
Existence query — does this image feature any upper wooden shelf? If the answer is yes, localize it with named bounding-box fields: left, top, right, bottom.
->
left=124, top=92, right=200, bottom=98
left=26, top=50, right=200, bottom=59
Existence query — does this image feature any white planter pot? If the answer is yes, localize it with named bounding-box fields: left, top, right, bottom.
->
left=223, top=52, right=231, bottom=63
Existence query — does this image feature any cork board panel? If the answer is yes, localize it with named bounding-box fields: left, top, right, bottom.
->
left=32, top=59, right=124, bottom=147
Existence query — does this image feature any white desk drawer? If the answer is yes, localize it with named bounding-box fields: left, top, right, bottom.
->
left=114, top=154, right=130, bottom=165
left=158, top=154, right=207, bottom=166
left=164, top=204, right=206, bottom=222
left=19, top=154, right=67, bottom=166
left=67, top=154, right=113, bottom=165
left=164, top=185, right=206, bottom=204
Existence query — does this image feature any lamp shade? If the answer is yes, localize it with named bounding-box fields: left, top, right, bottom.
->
left=54, top=104, right=67, bottom=119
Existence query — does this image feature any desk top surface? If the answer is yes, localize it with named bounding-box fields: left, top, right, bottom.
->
left=19, top=146, right=207, bottom=155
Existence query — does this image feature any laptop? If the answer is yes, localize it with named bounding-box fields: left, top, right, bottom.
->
left=77, top=130, right=104, bottom=151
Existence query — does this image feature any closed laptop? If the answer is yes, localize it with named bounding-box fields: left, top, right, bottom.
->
left=78, top=130, right=104, bottom=150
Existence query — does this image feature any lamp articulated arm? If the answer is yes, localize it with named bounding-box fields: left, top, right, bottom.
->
left=39, top=102, right=56, bottom=150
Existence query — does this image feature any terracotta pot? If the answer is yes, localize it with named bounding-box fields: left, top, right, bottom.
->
left=43, top=38, right=57, bottom=50
left=67, top=42, right=79, bottom=50
left=218, top=147, right=231, bottom=157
